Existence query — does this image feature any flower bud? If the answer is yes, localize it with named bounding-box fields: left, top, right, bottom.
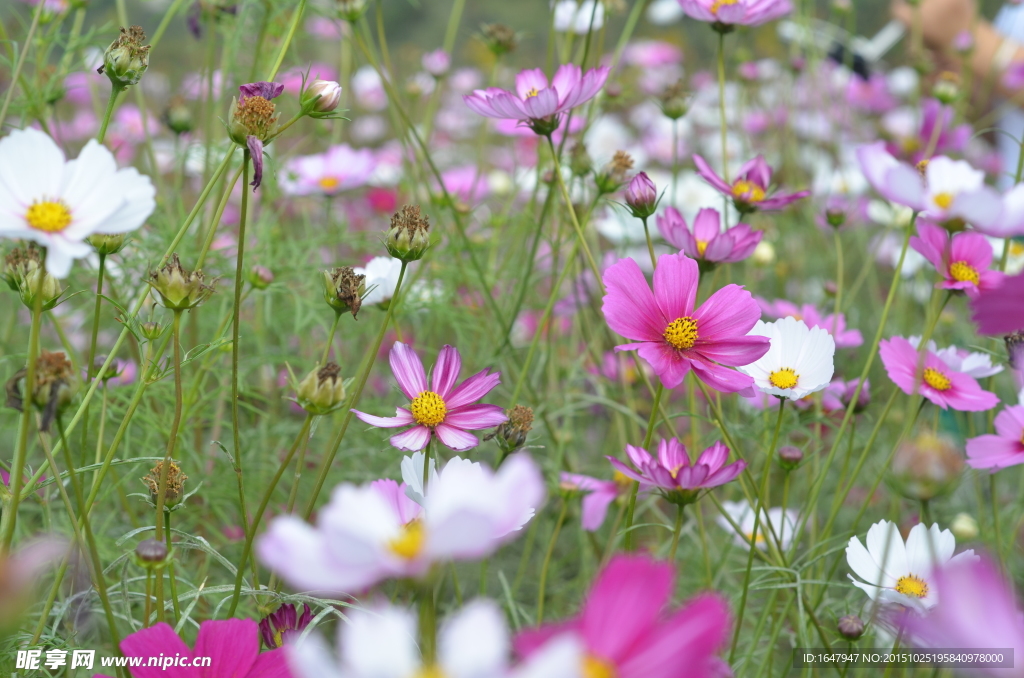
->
left=260, top=603, right=314, bottom=649
left=889, top=432, right=963, bottom=502
left=595, top=151, right=634, bottom=195
left=837, top=615, right=864, bottom=641
left=569, top=143, right=592, bottom=177
left=322, top=266, right=365, bottom=317
left=142, top=461, right=188, bottom=508
left=140, top=322, right=163, bottom=341
left=295, top=363, right=347, bottom=415
left=485, top=405, right=532, bottom=459
left=2, top=245, right=65, bottom=311
left=248, top=265, right=274, bottom=290
left=777, top=445, right=803, bottom=470
left=88, top=233, right=128, bottom=256
left=148, top=254, right=215, bottom=310
left=825, top=208, right=846, bottom=229
left=933, top=72, right=960, bottom=106
left=5, top=351, right=78, bottom=432
left=659, top=79, right=690, bottom=120
left=951, top=512, right=979, bottom=540
left=302, top=79, right=343, bottom=115
left=134, top=539, right=169, bottom=567
left=625, top=172, right=658, bottom=219
left=99, top=26, right=150, bottom=90
left=338, top=0, right=369, bottom=22
left=384, top=205, right=432, bottom=262
left=163, top=96, right=194, bottom=135
left=480, top=23, right=518, bottom=57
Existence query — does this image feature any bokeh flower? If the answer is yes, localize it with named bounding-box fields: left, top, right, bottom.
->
left=281, top=145, right=376, bottom=196
left=717, top=500, right=797, bottom=551
left=965, top=405, right=1024, bottom=471
left=657, top=206, right=762, bottom=266
left=607, top=438, right=745, bottom=505
left=560, top=472, right=632, bottom=531
left=879, top=336, right=999, bottom=411
left=757, top=299, right=862, bottom=349
left=676, top=0, right=793, bottom=27
left=694, top=154, right=809, bottom=213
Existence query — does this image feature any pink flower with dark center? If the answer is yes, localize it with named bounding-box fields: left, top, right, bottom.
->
left=95, top=619, right=291, bottom=678
left=352, top=342, right=507, bottom=451
left=676, top=0, right=792, bottom=27
left=970, top=271, right=1024, bottom=335
left=757, top=298, right=863, bottom=349
left=657, top=206, right=762, bottom=266
left=910, top=221, right=1003, bottom=296
left=463, top=64, right=609, bottom=135
left=560, top=472, right=631, bottom=531
left=260, top=603, right=314, bottom=649
left=693, top=154, right=809, bottom=213
left=965, top=405, right=1024, bottom=471
left=601, top=252, right=770, bottom=392
left=879, top=336, right=999, bottom=411
left=515, top=555, right=732, bottom=678
left=607, top=438, right=745, bottom=505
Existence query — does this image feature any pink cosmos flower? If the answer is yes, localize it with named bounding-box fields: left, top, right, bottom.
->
left=601, top=253, right=770, bottom=392
left=879, top=336, right=999, bottom=411
left=515, top=555, right=731, bottom=678
left=463, top=64, right=610, bottom=135
left=607, top=438, right=745, bottom=504
left=94, top=619, right=290, bottom=678
left=822, top=378, right=870, bottom=413
left=281, top=145, right=376, bottom=196
left=846, top=73, right=897, bottom=113
left=970, top=271, right=1024, bottom=335
left=560, top=472, right=630, bottom=531
left=693, top=154, right=809, bottom=213
left=910, top=221, right=1003, bottom=296
left=965, top=405, right=1024, bottom=471
left=757, top=298, right=863, bottom=349
left=352, top=342, right=507, bottom=451
left=657, top=206, right=762, bottom=266
left=676, top=0, right=792, bottom=26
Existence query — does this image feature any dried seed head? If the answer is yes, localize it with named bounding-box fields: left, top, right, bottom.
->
left=5, top=351, right=78, bottom=432
left=295, top=363, right=347, bottom=415
left=322, top=266, right=365, bottom=317
left=100, top=26, right=150, bottom=89
left=2, top=244, right=64, bottom=311
left=384, top=205, right=432, bottom=262
left=485, top=405, right=532, bottom=458
left=480, top=23, right=518, bottom=56
left=142, top=461, right=188, bottom=507
left=595, top=151, right=634, bottom=195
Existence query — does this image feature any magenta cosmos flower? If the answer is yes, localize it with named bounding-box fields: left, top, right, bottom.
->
left=879, top=336, right=998, bottom=412
left=910, top=221, right=1003, bottom=297
left=515, top=555, right=731, bottom=678
left=607, top=438, right=745, bottom=505
left=757, top=298, right=863, bottom=349
left=965, top=405, right=1024, bottom=471
left=95, top=619, right=290, bottom=678
left=463, top=64, right=610, bottom=135
left=693, top=154, right=809, bottom=214
left=353, top=342, right=507, bottom=451
left=657, top=206, right=762, bottom=267
left=677, top=0, right=792, bottom=26
left=560, top=472, right=631, bottom=531
left=602, top=253, right=770, bottom=392
left=970, top=271, right=1024, bottom=335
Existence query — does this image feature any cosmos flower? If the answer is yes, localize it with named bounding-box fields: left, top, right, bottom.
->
left=560, top=472, right=631, bottom=531
left=280, top=145, right=376, bottom=196
left=553, top=0, right=605, bottom=33
left=846, top=520, right=977, bottom=612
left=717, top=500, right=798, bottom=551
left=257, top=453, right=543, bottom=593
left=821, top=378, right=870, bottom=413
left=607, top=438, right=745, bottom=505
left=259, top=603, right=313, bottom=649
left=676, top=0, right=793, bottom=27
left=970, top=271, right=1024, bottom=335
left=354, top=256, right=403, bottom=307
left=0, top=128, right=154, bottom=277
left=879, top=336, right=999, bottom=411
left=910, top=221, right=1003, bottom=296
left=907, top=337, right=1003, bottom=379
left=693, top=154, right=809, bottom=213
left=738, top=317, right=836, bottom=400
left=757, top=298, right=863, bottom=349
left=352, top=342, right=507, bottom=451
left=463, top=64, right=610, bottom=135
left=657, top=206, right=762, bottom=266
left=515, top=555, right=732, bottom=678
left=965, top=405, right=1024, bottom=471
left=601, top=252, right=770, bottom=392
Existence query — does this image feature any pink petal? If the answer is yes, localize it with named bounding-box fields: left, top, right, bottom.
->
left=624, top=443, right=653, bottom=468
left=657, top=438, right=690, bottom=473
left=516, top=68, right=549, bottom=99
left=391, top=425, right=432, bottom=451
left=431, top=345, right=462, bottom=398
left=120, top=623, right=200, bottom=678
left=966, top=434, right=1024, bottom=470
left=652, top=253, right=698, bottom=322
left=445, top=368, right=501, bottom=409
left=690, top=358, right=755, bottom=394
left=692, top=284, right=762, bottom=343
left=608, top=456, right=648, bottom=485
left=581, top=489, right=617, bottom=531
left=390, top=341, right=428, bottom=400
left=696, top=440, right=729, bottom=471
left=693, top=335, right=771, bottom=367
left=443, top=404, right=508, bottom=429
left=434, top=423, right=480, bottom=450
left=692, top=154, right=731, bottom=194
left=352, top=408, right=415, bottom=428
left=601, top=257, right=666, bottom=342
left=636, top=342, right=691, bottom=389
left=617, top=594, right=731, bottom=678
left=194, top=619, right=259, bottom=678
left=246, top=648, right=292, bottom=678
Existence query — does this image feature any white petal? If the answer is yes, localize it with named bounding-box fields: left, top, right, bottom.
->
left=0, top=128, right=66, bottom=208
left=341, top=605, right=420, bottom=678
left=439, top=600, right=509, bottom=678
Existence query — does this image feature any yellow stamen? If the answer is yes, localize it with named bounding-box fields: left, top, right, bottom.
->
left=582, top=655, right=617, bottom=678
left=922, top=368, right=951, bottom=391
left=525, top=87, right=539, bottom=98
left=895, top=574, right=929, bottom=598
left=318, top=176, right=340, bottom=190
left=744, top=530, right=767, bottom=546
left=388, top=519, right=425, bottom=560
left=410, top=391, right=447, bottom=427
left=769, top=368, right=798, bottom=390
left=613, top=471, right=633, bottom=489
left=25, top=200, right=72, bottom=233
left=731, top=180, right=766, bottom=203
left=696, top=240, right=709, bottom=256
left=414, top=665, right=446, bottom=678
left=949, top=260, right=980, bottom=285
left=663, top=316, right=699, bottom=350
left=710, top=0, right=738, bottom=14
left=933, top=192, right=955, bottom=210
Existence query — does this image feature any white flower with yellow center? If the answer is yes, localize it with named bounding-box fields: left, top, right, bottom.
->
left=717, top=500, right=798, bottom=551
left=846, top=520, right=978, bottom=611
left=0, top=128, right=155, bottom=277
left=738, top=317, right=835, bottom=400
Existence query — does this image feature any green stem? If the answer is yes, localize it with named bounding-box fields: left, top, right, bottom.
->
left=422, top=438, right=433, bottom=494
left=536, top=499, right=568, bottom=624
left=419, top=579, right=437, bottom=663
left=153, top=310, right=184, bottom=541
left=86, top=254, right=107, bottom=380
left=96, top=86, right=122, bottom=145
left=546, top=136, right=603, bottom=289
left=716, top=30, right=730, bottom=182
left=624, top=383, right=664, bottom=551
left=320, top=312, right=342, bottom=366
left=164, top=509, right=181, bottom=624
left=264, top=0, right=307, bottom=81
left=641, top=216, right=657, bottom=269
left=832, top=229, right=843, bottom=336
left=668, top=504, right=685, bottom=561
left=990, top=474, right=1002, bottom=555
left=0, top=0, right=44, bottom=131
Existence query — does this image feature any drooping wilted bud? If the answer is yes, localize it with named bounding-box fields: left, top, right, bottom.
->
left=88, top=233, right=128, bottom=256
left=837, top=615, right=864, bottom=641
left=148, top=254, right=215, bottom=311
left=659, top=79, right=690, bottom=120
left=163, top=96, right=194, bottom=135
left=933, top=71, right=960, bottom=106
left=301, top=80, right=343, bottom=115
left=777, top=445, right=803, bottom=470
left=889, top=432, right=963, bottom=502
left=295, top=363, right=347, bottom=415
left=227, top=82, right=283, bottom=145
left=142, top=461, right=188, bottom=508
left=485, top=405, right=531, bottom=458
left=625, top=172, right=658, bottom=219
left=99, top=26, right=150, bottom=90
left=322, top=267, right=365, bottom=318
left=569, top=143, right=592, bottom=177
left=595, top=151, right=634, bottom=195
left=480, top=23, right=518, bottom=57
left=248, top=265, right=274, bottom=290
left=134, top=539, right=169, bottom=568
left=5, top=351, right=78, bottom=432
left=2, top=245, right=65, bottom=311
left=384, top=205, right=432, bottom=262
left=260, top=603, right=314, bottom=649
left=338, top=0, right=369, bottom=23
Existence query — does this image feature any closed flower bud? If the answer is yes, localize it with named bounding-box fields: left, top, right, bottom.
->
left=134, top=539, right=169, bottom=567
left=322, top=267, right=365, bottom=317
left=296, top=363, right=347, bottom=415
left=260, top=603, right=314, bottom=649
left=777, top=445, right=803, bottom=469
left=5, top=351, right=78, bottom=432
left=950, top=512, right=979, bottom=540
left=302, top=79, right=343, bottom=115
left=142, top=461, right=188, bottom=508
left=485, top=405, right=531, bottom=459
left=569, top=143, right=592, bottom=177
left=825, top=208, right=846, bottom=229
left=88, top=232, right=128, bottom=256
left=625, top=172, right=658, bottom=219
left=933, top=72, right=960, bottom=105
left=595, top=151, right=634, bottom=195
left=889, top=432, right=963, bottom=502
left=659, top=79, right=690, bottom=120
left=421, top=49, right=450, bottom=78
left=163, top=96, right=194, bottom=135
left=2, top=245, right=65, bottom=311
left=148, top=254, right=215, bottom=310
left=338, top=0, right=369, bottom=22
left=480, top=23, right=518, bottom=56
left=384, top=205, right=432, bottom=262
left=99, top=26, right=150, bottom=90
left=248, top=265, right=274, bottom=290
left=140, top=322, right=163, bottom=341
left=837, top=615, right=864, bottom=641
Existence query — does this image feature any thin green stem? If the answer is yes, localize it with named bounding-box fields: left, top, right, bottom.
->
left=641, top=216, right=657, bottom=269
left=624, top=384, right=664, bottom=551
left=546, top=136, right=603, bottom=289
left=716, top=30, right=730, bottom=182
left=153, top=310, right=184, bottom=540
left=96, top=86, right=122, bottom=145
left=0, top=0, right=44, bottom=131
left=668, top=504, right=685, bottom=561
left=264, top=0, right=307, bottom=81
left=536, top=499, right=568, bottom=624
left=320, top=312, right=342, bottom=366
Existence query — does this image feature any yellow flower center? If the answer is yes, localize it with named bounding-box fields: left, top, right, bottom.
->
left=414, top=665, right=446, bottom=678
left=743, top=530, right=767, bottom=546
left=710, top=0, right=738, bottom=14
left=732, top=180, right=765, bottom=203
left=916, top=159, right=930, bottom=175
left=582, top=655, right=617, bottom=678
left=696, top=240, right=709, bottom=256
left=895, top=574, right=929, bottom=598
left=949, top=260, right=980, bottom=285
left=663, top=316, right=699, bottom=350
left=525, top=87, right=539, bottom=98
left=318, top=176, right=340, bottom=190
left=25, top=200, right=72, bottom=233
left=388, top=519, right=425, bottom=560
left=933, top=192, right=955, bottom=210
left=410, top=391, right=447, bottom=427
left=769, top=368, right=799, bottom=390
left=922, top=367, right=951, bottom=391
left=613, top=470, right=633, bottom=490
left=273, top=629, right=285, bottom=648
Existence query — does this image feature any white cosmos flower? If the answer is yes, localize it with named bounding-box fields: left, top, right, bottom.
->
left=552, top=0, right=605, bottom=33
left=287, top=600, right=583, bottom=678
left=908, top=337, right=1003, bottom=379
left=847, top=521, right=978, bottom=612
left=354, top=256, right=403, bottom=306
left=716, top=500, right=798, bottom=551
left=0, top=128, right=155, bottom=277
left=738, top=317, right=835, bottom=400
